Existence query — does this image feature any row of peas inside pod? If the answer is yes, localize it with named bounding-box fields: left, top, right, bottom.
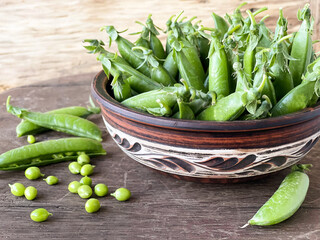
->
left=84, top=3, right=320, bottom=121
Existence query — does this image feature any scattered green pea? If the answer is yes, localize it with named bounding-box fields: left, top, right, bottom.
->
left=68, top=181, right=81, bottom=193
left=68, top=161, right=82, bottom=174
left=80, top=176, right=92, bottom=186
left=94, top=183, right=108, bottom=197
left=77, top=154, right=90, bottom=165
left=25, top=166, right=44, bottom=180
left=80, top=164, right=95, bottom=176
left=110, top=187, right=131, bottom=201
left=27, top=135, right=36, bottom=144
left=77, top=185, right=93, bottom=199
left=85, top=198, right=101, bottom=213
left=30, top=208, right=52, bottom=222
left=43, top=176, right=59, bottom=185
left=24, top=186, right=37, bottom=200
left=9, top=183, right=25, bottom=197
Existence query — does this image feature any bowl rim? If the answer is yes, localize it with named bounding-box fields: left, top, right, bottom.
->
left=91, top=70, right=320, bottom=132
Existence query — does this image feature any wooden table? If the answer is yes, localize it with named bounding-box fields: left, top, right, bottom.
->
left=0, top=74, right=319, bottom=240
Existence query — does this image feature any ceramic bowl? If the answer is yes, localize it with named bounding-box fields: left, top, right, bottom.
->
left=91, top=70, right=320, bottom=183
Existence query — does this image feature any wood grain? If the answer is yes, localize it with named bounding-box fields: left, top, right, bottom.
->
left=0, top=0, right=318, bottom=92
left=0, top=74, right=319, bottom=239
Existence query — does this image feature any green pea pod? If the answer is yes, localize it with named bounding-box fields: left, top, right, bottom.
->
left=197, top=91, right=245, bottom=121
left=243, top=10, right=260, bottom=83
left=121, top=86, right=183, bottom=113
left=103, top=26, right=151, bottom=77
left=246, top=164, right=311, bottom=226
left=110, top=72, right=132, bottom=102
left=289, top=4, right=313, bottom=86
left=168, top=31, right=206, bottom=91
left=16, top=101, right=100, bottom=137
left=0, top=138, right=106, bottom=171
left=132, top=46, right=176, bottom=86
left=207, top=31, right=230, bottom=97
left=211, top=12, right=229, bottom=39
left=172, top=99, right=195, bottom=120
left=146, top=15, right=166, bottom=60
left=135, top=37, right=150, bottom=49
left=271, top=80, right=315, bottom=117
left=163, top=51, right=178, bottom=79
left=7, top=97, right=102, bottom=142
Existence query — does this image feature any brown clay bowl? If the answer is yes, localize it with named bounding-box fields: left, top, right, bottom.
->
left=91, top=70, right=320, bottom=183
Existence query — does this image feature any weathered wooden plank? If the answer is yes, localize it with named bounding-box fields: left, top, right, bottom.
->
left=0, top=74, right=319, bottom=239
left=0, top=0, right=316, bottom=92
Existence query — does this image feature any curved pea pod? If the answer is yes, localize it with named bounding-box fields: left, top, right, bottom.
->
left=132, top=46, right=175, bottom=86
left=121, top=86, right=184, bottom=113
left=207, top=31, right=230, bottom=97
left=110, top=73, right=132, bottom=102
left=168, top=32, right=206, bottom=91
left=16, top=102, right=100, bottom=137
left=246, top=164, right=311, bottom=226
left=289, top=4, right=313, bottom=86
left=172, top=99, right=195, bottom=120
left=7, top=97, right=102, bottom=141
left=197, top=91, right=245, bottom=121
left=163, top=51, right=178, bottom=79
left=146, top=15, right=166, bottom=60
left=0, top=138, right=106, bottom=171
left=211, top=12, right=229, bottom=39
left=103, top=26, right=151, bottom=77
left=271, top=80, right=315, bottom=117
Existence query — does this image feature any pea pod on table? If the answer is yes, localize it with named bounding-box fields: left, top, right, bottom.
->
left=0, top=137, right=106, bottom=171
left=245, top=164, right=311, bottom=226
left=16, top=100, right=100, bottom=137
left=7, top=96, right=103, bottom=141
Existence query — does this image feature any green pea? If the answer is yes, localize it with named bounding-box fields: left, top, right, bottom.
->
left=24, top=186, right=37, bottom=200
left=68, top=162, right=82, bottom=174
left=27, top=135, right=36, bottom=144
left=85, top=198, right=101, bottom=213
left=94, top=183, right=108, bottom=197
left=77, top=154, right=90, bottom=165
left=30, top=208, right=52, bottom=222
left=80, top=176, right=92, bottom=186
left=25, top=166, right=44, bottom=180
left=9, top=183, right=25, bottom=197
left=43, top=176, right=59, bottom=185
left=68, top=181, right=81, bottom=193
left=110, top=187, right=131, bottom=201
left=80, top=164, right=95, bottom=176
left=77, top=185, right=93, bottom=199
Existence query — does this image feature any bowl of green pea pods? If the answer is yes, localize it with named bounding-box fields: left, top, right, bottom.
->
left=89, top=3, right=320, bottom=183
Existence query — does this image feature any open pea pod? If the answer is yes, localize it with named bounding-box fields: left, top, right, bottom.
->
left=0, top=138, right=106, bottom=171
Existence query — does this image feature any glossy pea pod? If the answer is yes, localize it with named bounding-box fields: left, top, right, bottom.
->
left=243, top=10, right=261, bottom=83
left=131, top=46, right=176, bottom=86
left=246, top=164, right=311, bottom=226
left=0, top=137, right=106, bottom=170
left=205, top=30, right=230, bottom=98
left=103, top=26, right=151, bottom=77
left=7, top=97, right=102, bottom=141
left=211, top=12, right=229, bottom=39
left=168, top=28, right=206, bottom=91
left=253, top=50, right=277, bottom=106
left=16, top=101, right=100, bottom=137
left=145, top=14, right=166, bottom=60
left=84, top=39, right=162, bottom=93
left=289, top=4, right=313, bottom=86
left=121, top=83, right=190, bottom=116
left=163, top=51, right=179, bottom=80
